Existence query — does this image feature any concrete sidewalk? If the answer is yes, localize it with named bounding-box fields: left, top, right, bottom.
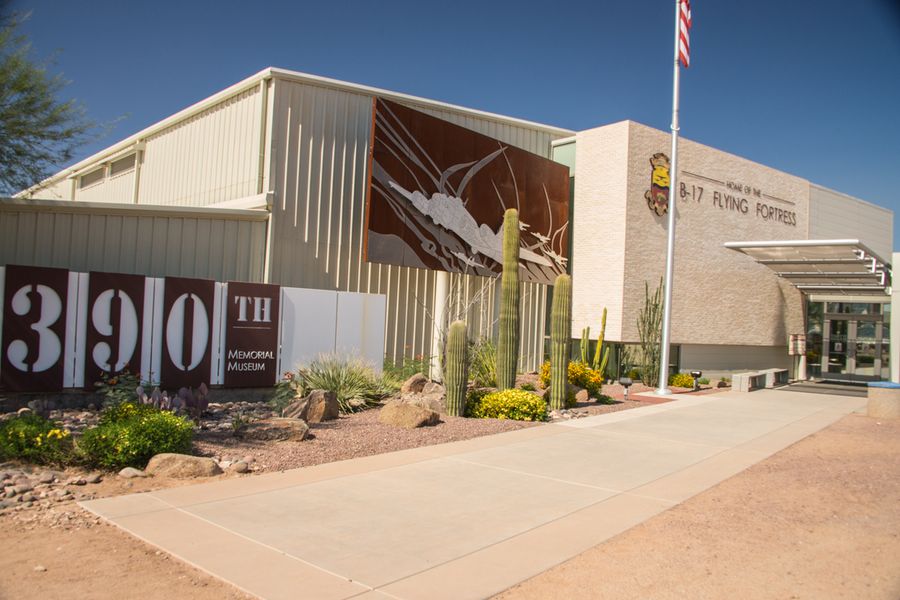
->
left=80, top=389, right=865, bottom=600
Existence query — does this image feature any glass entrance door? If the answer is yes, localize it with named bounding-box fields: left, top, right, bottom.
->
left=820, top=303, right=885, bottom=382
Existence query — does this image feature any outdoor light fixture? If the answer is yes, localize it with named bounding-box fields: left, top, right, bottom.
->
left=619, top=377, right=633, bottom=400
left=690, top=370, right=702, bottom=392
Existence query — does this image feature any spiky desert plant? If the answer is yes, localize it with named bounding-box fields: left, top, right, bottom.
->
left=496, top=208, right=520, bottom=390
left=445, top=320, right=469, bottom=416
left=637, top=279, right=664, bottom=387
left=592, top=307, right=610, bottom=376
left=580, top=326, right=591, bottom=364
left=550, top=274, right=572, bottom=411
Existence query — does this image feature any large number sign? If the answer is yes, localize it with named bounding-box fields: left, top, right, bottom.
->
left=365, top=98, right=570, bottom=285
left=0, top=265, right=386, bottom=392
left=1, top=265, right=69, bottom=391
left=223, top=281, right=280, bottom=387
left=84, top=271, right=146, bottom=388
left=161, top=276, right=215, bottom=390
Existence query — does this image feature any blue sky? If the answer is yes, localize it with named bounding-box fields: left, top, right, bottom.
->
left=12, top=0, right=900, bottom=250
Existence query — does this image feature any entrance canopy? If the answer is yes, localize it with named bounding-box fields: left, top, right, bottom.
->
left=724, top=239, right=891, bottom=296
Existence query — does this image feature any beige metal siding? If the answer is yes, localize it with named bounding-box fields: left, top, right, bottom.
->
left=136, top=86, right=264, bottom=207
left=0, top=199, right=267, bottom=282
left=77, top=170, right=135, bottom=203
left=809, top=184, right=893, bottom=261
left=267, top=78, right=562, bottom=368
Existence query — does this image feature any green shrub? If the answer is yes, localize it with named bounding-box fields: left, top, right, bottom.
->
left=0, top=413, right=73, bottom=465
left=626, top=368, right=642, bottom=380
left=519, top=382, right=536, bottom=391
left=466, top=389, right=547, bottom=422
left=95, top=369, right=143, bottom=407
left=698, top=377, right=710, bottom=385
left=382, top=354, right=431, bottom=382
left=470, top=338, right=497, bottom=387
left=669, top=373, right=695, bottom=388
left=78, top=405, right=193, bottom=469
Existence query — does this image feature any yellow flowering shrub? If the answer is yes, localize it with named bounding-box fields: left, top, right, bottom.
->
left=540, top=360, right=605, bottom=398
left=0, top=414, right=73, bottom=465
left=466, top=388, right=547, bottom=422
left=78, top=404, right=193, bottom=469
left=668, top=373, right=695, bottom=388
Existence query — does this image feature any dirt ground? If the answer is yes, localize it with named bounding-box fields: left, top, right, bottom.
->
left=3, top=407, right=894, bottom=600
left=497, top=413, right=900, bottom=600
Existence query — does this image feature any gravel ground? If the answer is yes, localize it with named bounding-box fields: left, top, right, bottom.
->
left=192, top=407, right=539, bottom=473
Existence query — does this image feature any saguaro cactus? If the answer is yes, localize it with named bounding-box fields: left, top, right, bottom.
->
left=445, top=320, right=469, bottom=417
left=550, top=274, right=572, bottom=410
left=593, top=307, right=610, bottom=376
left=496, top=208, right=520, bottom=390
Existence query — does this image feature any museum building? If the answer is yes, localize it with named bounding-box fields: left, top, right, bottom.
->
left=4, top=67, right=894, bottom=384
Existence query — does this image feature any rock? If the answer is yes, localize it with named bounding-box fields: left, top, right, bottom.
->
left=118, top=467, right=148, bottom=479
left=241, top=418, right=309, bottom=442
left=21, top=492, right=35, bottom=503
left=422, top=381, right=444, bottom=395
left=13, top=484, right=32, bottom=494
left=400, top=373, right=428, bottom=394
left=34, top=565, right=47, bottom=572
left=378, top=400, right=440, bottom=429
left=575, top=389, right=590, bottom=404
left=85, top=473, right=103, bottom=484
left=404, top=392, right=446, bottom=414
left=231, top=461, right=250, bottom=474
left=146, top=454, right=223, bottom=479
left=0, top=500, right=13, bottom=510
left=54, top=489, right=71, bottom=498
left=4, top=488, right=15, bottom=498
left=68, top=478, right=87, bottom=486
left=242, top=455, right=255, bottom=463
left=37, top=472, right=55, bottom=484
left=305, top=390, right=339, bottom=423
left=219, top=461, right=232, bottom=470
left=717, top=380, right=729, bottom=388
left=282, top=398, right=310, bottom=420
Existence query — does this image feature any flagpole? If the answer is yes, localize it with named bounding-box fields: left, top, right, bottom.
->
left=656, top=0, right=683, bottom=395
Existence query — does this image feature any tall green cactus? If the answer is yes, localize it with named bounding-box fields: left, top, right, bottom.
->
left=550, top=274, right=572, bottom=410
left=580, top=327, right=591, bottom=364
left=496, top=208, right=520, bottom=390
left=592, top=307, right=610, bottom=376
left=445, top=320, right=469, bottom=417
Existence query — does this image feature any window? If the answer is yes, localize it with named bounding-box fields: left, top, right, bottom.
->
left=109, top=153, right=136, bottom=177
left=79, top=167, right=106, bottom=189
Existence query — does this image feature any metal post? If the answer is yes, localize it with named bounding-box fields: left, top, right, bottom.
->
left=657, top=0, right=683, bottom=395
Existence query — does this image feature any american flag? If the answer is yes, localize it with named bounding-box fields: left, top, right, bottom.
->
left=679, top=0, right=692, bottom=68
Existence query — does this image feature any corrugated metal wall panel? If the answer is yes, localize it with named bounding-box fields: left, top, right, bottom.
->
left=0, top=202, right=266, bottom=282
left=77, top=171, right=135, bottom=203
left=137, top=86, right=263, bottom=207
left=267, top=79, right=561, bottom=369
left=809, top=184, right=893, bottom=261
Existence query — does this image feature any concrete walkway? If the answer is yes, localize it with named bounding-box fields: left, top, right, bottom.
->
left=80, top=389, right=865, bottom=600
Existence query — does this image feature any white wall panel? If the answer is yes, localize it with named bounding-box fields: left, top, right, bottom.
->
left=336, top=291, right=386, bottom=372
left=278, top=287, right=338, bottom=373
left=76, top=171, right=135, bottom=204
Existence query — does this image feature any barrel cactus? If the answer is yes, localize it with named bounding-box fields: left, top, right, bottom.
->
left=496, top=208, right=520, bottom=390
left=550, top=274, right=572, bottom=410
left=445, top=320, right=469, bottom=417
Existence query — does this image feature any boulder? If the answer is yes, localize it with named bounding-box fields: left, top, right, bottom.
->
left=281, top=397, right=310, bottom=420
left=145, top=454, right=223, bottom=479
left=305, top=390, right=339, bottom=423
left=241, top=418, right=309, bottom=442
left=379, top=400, right=440, bottom=429
left=118, top=467, right=148, bottom=479
left=400, top=373, right=428, bottom=394
left=404, top=392, right=446, bottom=414
left=422, top=381, right=444, bottom=395
left=575, top=389, right=590, bottom=404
